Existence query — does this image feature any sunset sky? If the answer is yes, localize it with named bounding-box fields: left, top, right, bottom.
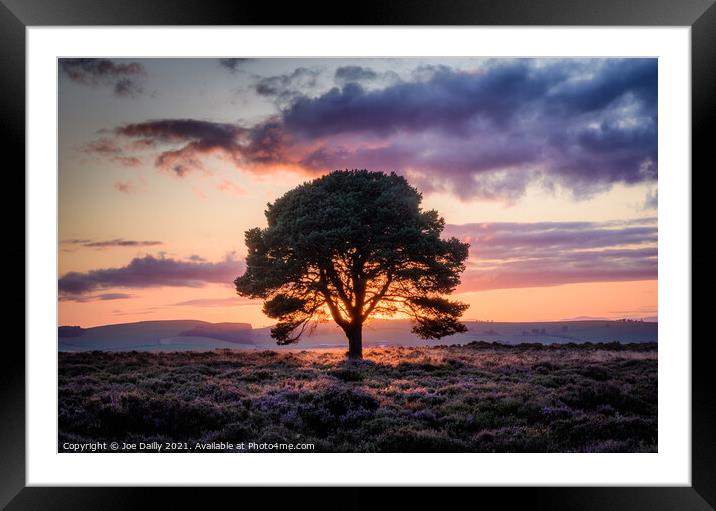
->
left=58, top=58, right=657, bottom=328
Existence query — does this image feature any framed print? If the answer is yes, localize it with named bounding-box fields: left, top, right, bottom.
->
left=5, top=0, right=714, bottom=508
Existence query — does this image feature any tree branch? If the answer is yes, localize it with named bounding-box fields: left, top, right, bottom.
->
left=361, top=273, right=393, bottom=321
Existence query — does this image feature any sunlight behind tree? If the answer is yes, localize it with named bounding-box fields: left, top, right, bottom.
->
left=234, top=170, right=470, bottom=359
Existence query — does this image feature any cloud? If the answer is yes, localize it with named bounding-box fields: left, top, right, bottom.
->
left=97, top=293, right=133, bottom=300
left=280, top=59, right=657, bottom=198
left=60, top=292, right=133, bottom=303
left=445, top=218, right=657, bottom=291
left=61, top=238, right=163, bottom=249
left=172, top=296, right=256, bottom=307
left=445, top=218, right=657, bottom=258
left=82, top=138, right=121, bottom=155
left=334, top=66, right=379, bottom=83
left=113, top=157, right=142, bottom=167
left=334, top=66, right=401, bottom=90
left=115, top=119, right=239, bottom=146
left=86, top=59, right=657, bottom=200
left=114, top=181, right=135, bottom=193
left=58, top=254, right=244, bottom=297
left=58, top=218, right=656, bottom=300
left=59, top=58, right=146, bottom=97
left=112, top=309, right=156, bottom=316
left=253, top=67, right=322, bottom=106
left=283, top=61, right=565, bottom=137
left=114, top=119, right=246, bottom=176
left=644, top=188, right=658, bottom=210
left=87, top=118, right=288, bottom=176
left=458, top=248, right=657, bottom=291
left=219, top=58, right=250, bottom=72
left=81, top=138, right=144, bottom=167
left=216, top=179, right=246, bottom=196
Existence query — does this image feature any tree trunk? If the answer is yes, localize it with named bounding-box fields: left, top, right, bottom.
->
left=346, top=324, right=363, bottom=360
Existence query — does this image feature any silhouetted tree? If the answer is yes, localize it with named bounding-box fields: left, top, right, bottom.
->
left=234, top=170, right=470, bottom=359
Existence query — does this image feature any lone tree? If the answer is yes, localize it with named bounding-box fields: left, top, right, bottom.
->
left=234, top=170, right=470, bottom=359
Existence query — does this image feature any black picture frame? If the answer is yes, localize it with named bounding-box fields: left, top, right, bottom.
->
left=4, top=0, right=713, bottom=508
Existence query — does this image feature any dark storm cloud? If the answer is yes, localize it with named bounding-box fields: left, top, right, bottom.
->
left=296, top=134, right=543, bottom=200
left=114, top=119, right=245, bottom=176
left=95, top=118, right=289, bottom=176
left=283, top=62, right=554, bottom=137
left=281, top=59, right=657, bottom=198
left=115, top=119, right=239, bottom=146
left=59, top=58, right=146, bottom=97
left=546, top=58, right=657, bottom=114
left=62, top=238, right=164, bottom=249
left=88, top=59, right=657, bottom=200
left=58, top=254, right=244, bottom=296
left=445, top=218, right=657, bottom=291
left=241, top=121, right=287, bottom=165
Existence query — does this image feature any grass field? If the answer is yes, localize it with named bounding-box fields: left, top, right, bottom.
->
left=58, top=342, right=657, bottom=452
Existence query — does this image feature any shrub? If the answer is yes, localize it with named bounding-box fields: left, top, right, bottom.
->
left=58, top=344, right=657, bottom=452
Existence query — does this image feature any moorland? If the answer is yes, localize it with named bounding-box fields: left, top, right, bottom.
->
left=59, top=342, right=657, bottom=452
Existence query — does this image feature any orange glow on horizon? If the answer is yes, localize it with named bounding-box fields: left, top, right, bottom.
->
left=58, top=279, right=657, bottom=328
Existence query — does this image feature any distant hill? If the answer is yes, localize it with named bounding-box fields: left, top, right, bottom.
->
left=58, top=326, right=85, bottom=338
left=59, top=318, right=657, bottom=352
left=252, top=319, right=657, bottom=348
left=58, top=320, right=254, bottom=352
left=178, top=322, right=252, bottom=343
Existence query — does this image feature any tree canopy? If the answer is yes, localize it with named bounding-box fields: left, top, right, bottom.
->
left=234, top=169, right=470, bottom=358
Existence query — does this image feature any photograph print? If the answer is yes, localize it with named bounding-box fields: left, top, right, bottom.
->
left=58, top=57, right=658, bottom=453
